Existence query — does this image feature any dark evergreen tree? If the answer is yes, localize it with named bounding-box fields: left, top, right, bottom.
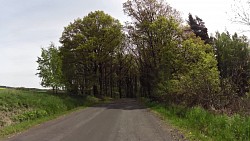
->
left=187, top=13, right=210, bottom=44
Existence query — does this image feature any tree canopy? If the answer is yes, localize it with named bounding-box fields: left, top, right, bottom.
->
left=37, top=0, right=250, bottom=110
left=214, top=32, right=250, bottom=97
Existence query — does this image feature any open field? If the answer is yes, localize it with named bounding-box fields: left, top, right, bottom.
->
left=0, top=89, right=99, bottom=138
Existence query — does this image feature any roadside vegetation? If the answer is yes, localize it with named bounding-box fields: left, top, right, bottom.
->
left=0, top=88, right=99, bottom=138
left=143, top=98, right=250, bottom=141
left=33, top=0, right=250, bottom=140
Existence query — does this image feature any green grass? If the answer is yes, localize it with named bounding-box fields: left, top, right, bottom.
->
left=142, top=98, right=250, bottom=141
left=0, top=89, right=100, bottom=138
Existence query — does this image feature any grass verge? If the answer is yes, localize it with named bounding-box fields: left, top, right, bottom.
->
left=0, top=89, right=103, bottom=139
left=142, top=98, right=250, bottom=141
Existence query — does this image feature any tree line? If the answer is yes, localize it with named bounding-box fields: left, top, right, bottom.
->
left=37, top=0, right=250, bottom=111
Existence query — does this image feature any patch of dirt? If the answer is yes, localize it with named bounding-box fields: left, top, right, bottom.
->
left=170, top=129, right=189, bottom=141
left=0, top=117, right=12, bottom=127
left=0, top=108, right=31, bottom=129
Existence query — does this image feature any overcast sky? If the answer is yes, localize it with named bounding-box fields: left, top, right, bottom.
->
left=0, top=0, right=247, bottom=88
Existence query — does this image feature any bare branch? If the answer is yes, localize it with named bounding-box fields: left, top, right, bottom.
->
left=231, top=0, right=250, bottom=31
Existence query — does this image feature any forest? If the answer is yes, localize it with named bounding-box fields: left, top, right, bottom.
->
left=37, top=0, right=250, bottom=114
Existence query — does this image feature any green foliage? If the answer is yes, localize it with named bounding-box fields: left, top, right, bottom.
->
left=214, top=32, right=250, bottom=97
left=155, top=32, right=220, bottom=107
left=123, top=0, right=182, bottom=98
left=123, top=0, right=221, bottom=108
left=85, top=96, right=100, bottom=105
left=36, top=2, right=223, bottom=109
left=37, top=43, right=64, bottom=93
left=13, top=110, right=48, bottom=122
left=31, top=2, right=250, bottom=141
left=60, top=10, right=124, bottom=96
left=0, top=89, right=95, bottom=130
left=143, top=99, right=250, bottom=141
left=169, top=37, right=220, bottom=107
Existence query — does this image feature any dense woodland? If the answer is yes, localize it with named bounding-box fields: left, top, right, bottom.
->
left=37, top=0, right=250, bottom=112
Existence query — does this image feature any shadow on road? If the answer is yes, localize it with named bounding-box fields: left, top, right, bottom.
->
left=91, top=98, right=146, bottom=110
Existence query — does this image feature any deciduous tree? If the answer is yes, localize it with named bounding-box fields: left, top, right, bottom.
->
left=123, top=0, right=181, bottom=98
left=59, top=11, right=123, bottom=96
left=37, top=43, right=63, bottom=93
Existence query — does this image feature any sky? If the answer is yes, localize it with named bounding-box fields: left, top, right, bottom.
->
left=0, top=0, right=247, bottom=88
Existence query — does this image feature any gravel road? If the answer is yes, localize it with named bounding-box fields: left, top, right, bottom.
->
left=5, top=99, right=175, bottom=141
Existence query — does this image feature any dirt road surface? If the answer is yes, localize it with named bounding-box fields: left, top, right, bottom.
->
left=5, top=99, right=176, bottom=141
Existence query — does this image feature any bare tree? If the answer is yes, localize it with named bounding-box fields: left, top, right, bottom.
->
left=231, top=0, right=250, bottom=31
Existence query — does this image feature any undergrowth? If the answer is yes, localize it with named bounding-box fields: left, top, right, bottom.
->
left=142, top=98, right=250, bottom=141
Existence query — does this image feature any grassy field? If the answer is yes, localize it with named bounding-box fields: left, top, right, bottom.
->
left=143, top=99, right=250, bottom=141
left=0, top=89, right=99, bottom=138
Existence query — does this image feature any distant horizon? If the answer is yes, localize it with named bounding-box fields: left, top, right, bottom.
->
left=0, top=84, right=48, bottom=89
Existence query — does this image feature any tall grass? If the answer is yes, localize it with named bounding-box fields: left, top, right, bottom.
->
left=143, top=99, right=250, bottom=141
left=0, top=89, right=99, bottom=137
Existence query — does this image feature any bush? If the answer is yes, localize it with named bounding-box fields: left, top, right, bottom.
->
left=157, top=37, right=220, bottom=108
left=13, top=110, right=48, bottom=122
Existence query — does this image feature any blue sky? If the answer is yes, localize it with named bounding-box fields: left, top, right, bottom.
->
left=0, top=0, right=246, bottom=88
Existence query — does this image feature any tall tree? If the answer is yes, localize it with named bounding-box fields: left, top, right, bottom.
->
left=214, top=31, right=250, bottom=97
left=187, top=14, right=210, bottom=44
left=123, top=0, right=181, bottom=98
left=123, top=0, right=220, bottom=107
left=59, top=11, right=123, bottom=96
left=114, top=35, right=139, bottom=98
left=37, top=43, right=63, bottom=93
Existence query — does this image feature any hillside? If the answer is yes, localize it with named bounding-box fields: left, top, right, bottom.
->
left=0, top=88, right=98, bottom=137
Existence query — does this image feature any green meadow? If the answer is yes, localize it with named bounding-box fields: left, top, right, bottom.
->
left=0, top=89, right=99, bottom=138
